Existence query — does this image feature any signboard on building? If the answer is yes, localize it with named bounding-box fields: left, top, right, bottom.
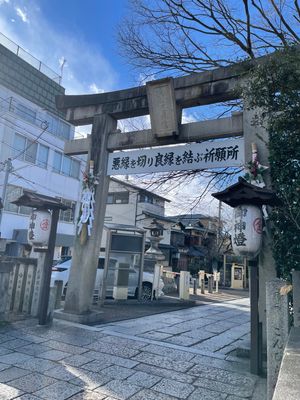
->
left=107, top=138, right=244, bottom=175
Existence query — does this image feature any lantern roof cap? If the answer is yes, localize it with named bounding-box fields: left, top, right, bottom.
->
left=212, top=177, right=281, bottom=207
left=149, top=219, right=166, bottom=230
left=12, top=191, right=69, bottom=210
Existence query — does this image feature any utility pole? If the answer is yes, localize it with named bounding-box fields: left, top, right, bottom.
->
left=0, top=158, right=12, bottom=237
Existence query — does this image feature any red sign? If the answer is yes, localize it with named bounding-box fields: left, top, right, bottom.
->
left=253, top=218, right=262, bottom=234
left=40, top=219, right=50, bottom=231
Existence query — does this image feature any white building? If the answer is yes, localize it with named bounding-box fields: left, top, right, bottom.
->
left=0, top=34, right=174, bottom=264
left=0, top=34, right=84, bottom=258
left=103, top=178, right=174, bottom=265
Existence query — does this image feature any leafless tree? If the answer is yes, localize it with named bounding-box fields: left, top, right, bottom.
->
left=119, top=0, right=300, bottom=76
left=118, top=0, right=300, bottom=214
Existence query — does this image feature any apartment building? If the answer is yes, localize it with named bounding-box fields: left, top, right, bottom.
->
left=103, top=178, right=174, bottom=264
left=0, top=34, right=83, bottom=258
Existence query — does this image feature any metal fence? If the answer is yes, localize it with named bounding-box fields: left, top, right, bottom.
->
left=0, top=32, right=61, bottom=83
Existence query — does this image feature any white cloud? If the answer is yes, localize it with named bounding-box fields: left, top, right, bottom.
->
left=15, top=7, right=29, bottom=23
left=126, top=173, right=221, bottom=217
left=0, top=0, right=10, bottom=5
left=118, top=115, right=151, bottom=132
left=0, top=1, right=118, bottom=96
left=89, top=83, right=105, bottom=94
left=164, top=178, right=220, bottom=217
left=182, top=110, right=198, bottom=124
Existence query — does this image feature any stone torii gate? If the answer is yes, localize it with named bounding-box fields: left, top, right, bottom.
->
left=55, top=64, right=275, bottom=351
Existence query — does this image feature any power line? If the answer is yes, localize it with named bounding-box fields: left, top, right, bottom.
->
left=10, top=171, right=79, bottom=199
left=0, top=95, right=62, bottom=128
left=0, top=139, right=85, bottom=177
left=0, top=113, right=84, bottom=163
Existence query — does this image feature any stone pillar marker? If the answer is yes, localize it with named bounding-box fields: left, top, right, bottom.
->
left=62, top=114, right=117, bottom=321
left=200, top=279, right=205, bottom=294
left=207, top=274, right=213, bottom=293
left=292, top=270, right=300, bottom=328
left=179, top=271, right=190, bottom=300
left=113, top=263, right=130, bottom=300
left=0, top=260, right=12, bottom=318
left=199, top=270, right=205, bottom=294
left=266, top=279, right=289, bottom=400
left=30, top=249, right=46, bottom=317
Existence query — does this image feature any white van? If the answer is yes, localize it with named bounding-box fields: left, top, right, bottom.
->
left=51, top=257, right=164, bottom=301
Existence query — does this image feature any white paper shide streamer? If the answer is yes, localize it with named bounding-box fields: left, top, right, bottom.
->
left=77, top=188, right=95, bottom=237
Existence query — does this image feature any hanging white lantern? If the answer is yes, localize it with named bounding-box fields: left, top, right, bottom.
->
left=232, top=204, right=262, bottom=258
left=27, top=210, right=52, bottom=246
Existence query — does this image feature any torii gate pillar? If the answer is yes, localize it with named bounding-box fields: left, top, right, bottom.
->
left=59, top=114, right=116, bottom=321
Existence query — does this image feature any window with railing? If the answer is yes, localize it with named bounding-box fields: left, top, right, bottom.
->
left=13, top=133, right=49, bottom=168
left=45, top=113, right=71, bottom=140
left=52, top=150, right=80, bottom=179
left=138, top=193, right=164, bottom=207
left=138, top=193, right=154, bottom=204
left=7, top=97, right=71, bottom=141
left=59, top=199, right=76, bottom=223
left=107, top=192, right=129, bottom=204
left=10, top=99, right=36, bottom=124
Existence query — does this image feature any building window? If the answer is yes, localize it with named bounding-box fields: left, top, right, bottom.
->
left=138, top=193, right=154, bottom=204
left=46, top=113, right=71, bottom=140
left=12, top=133, right=49, bottom=168
left=37, top=144, right=49, bottom=168
left=4, top=185, right=32, bottom=215
left=11, top=100, right=36, bottom=124
left=52, top=151, right=80, bottom=178
left=107, top=192, right=129, bottom=204
left=59, top=199, right=76, bottom=223
left=53, top=151, right=62, bottom=173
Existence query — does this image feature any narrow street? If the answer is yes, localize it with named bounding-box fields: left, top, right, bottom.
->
left=0, top=297, right=266, bottom=399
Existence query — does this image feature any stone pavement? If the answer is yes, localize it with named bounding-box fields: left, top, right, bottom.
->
left=0, top=297, right=266, bottom=400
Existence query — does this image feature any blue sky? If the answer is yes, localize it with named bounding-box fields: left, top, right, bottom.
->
left=0, top=0, right=136, bottom=94
left=0, top=0, right=231, bottom=216
left=0, top=0, right=228, bottom=123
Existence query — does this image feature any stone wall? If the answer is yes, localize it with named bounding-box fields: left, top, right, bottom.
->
left=272, top=327, right=300, bottom=400
left=0, top=256, right=38, bottom=321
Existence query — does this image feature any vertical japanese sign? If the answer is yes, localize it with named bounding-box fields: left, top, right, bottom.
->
left=232, top=204, right=262, bottom=257
left=107, top=138, right=244, bottom=175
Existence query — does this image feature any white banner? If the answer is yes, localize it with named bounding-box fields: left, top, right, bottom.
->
left=107, top=138, right=244, bottom=175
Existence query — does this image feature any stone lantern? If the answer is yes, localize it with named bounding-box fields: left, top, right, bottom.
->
left=144, top=219, right=166, bottom=300
left=144, top=219, right=166, bottom=262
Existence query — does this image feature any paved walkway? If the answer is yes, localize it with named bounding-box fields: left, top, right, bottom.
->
left=0, top=298, right=266, bottom=400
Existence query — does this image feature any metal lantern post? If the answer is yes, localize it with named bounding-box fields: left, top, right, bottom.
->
left=212, top=177, right=280, bottom=375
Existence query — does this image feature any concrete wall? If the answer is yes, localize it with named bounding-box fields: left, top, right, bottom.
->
left=272, top=327, right=300, bottom=400
left=0, top=43, right=65, bottom=118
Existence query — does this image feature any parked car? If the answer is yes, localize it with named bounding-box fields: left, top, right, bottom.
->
left=51, top=257, right=164, bottom=301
